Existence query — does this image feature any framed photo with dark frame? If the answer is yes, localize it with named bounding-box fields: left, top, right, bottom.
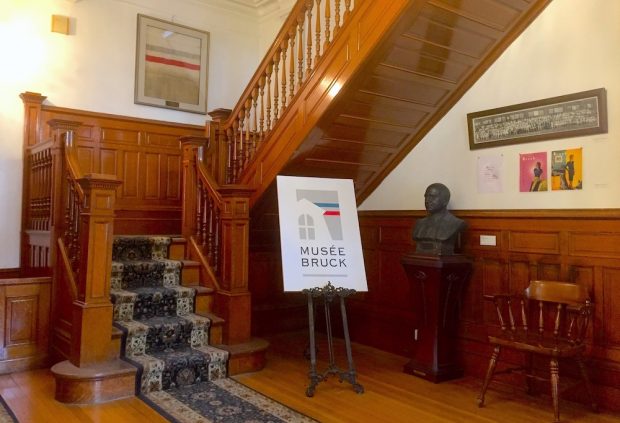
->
left=467, top=88, right=607, bottom=150
left=135, top=14, right=209, bottom=114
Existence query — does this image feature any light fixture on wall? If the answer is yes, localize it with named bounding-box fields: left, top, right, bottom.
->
left=51, top=15, right=70, bottom=35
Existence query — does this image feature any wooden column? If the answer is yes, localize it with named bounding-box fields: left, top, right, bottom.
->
left=70, top=174, right=121, bottom=366
left=19, top=92, right=48, bottom=271
left=216, top=186, right=253, bottom=345
left=181, top=138, right=205, bottom=241
left=207, top=108, right=232, bottom=184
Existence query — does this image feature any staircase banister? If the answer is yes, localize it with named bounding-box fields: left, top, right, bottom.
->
left=220, top=0, right=309, bottom=129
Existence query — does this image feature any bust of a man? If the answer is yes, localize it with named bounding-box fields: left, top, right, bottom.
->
left=412, top=183, right=467, bottom=255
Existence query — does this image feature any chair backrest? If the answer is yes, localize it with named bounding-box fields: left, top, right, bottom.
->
left=525, top=280, right=589, bottom=304
left=524, top=280, right=592, bottom=343
left=487, top=280, right=592, bottom=345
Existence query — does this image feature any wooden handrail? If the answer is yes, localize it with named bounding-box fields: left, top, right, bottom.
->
left=215, top=0, right=359, bottom=185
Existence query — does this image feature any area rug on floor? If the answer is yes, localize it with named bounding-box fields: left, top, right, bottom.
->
left=140, top=377, right=317, bottom=423
left=0, top=396, right=17, bottom=423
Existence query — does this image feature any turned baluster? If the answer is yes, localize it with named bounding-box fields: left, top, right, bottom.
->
left=237, top=110, right=246, bottom=175
left=306, top=0, right=314, bottom=75
left=207, top=196, right=215, bottom=264
left=202, top=187, right=210, bottom=248
left=288, top=26, right=296, bottom=101
left=315, top=0, right=322, bottom=62
left=335, top=0, right=341, bottom=32
left=344, top=0, right=351, bottom=18
left=297, top=11, right=305, bottom=86
left=265, top=66, right=273, bottom=132
left=213, top=207, right=221, bottom=274
left=251, top=87, right=259, bottom=159
left=71, top=187, right=80, bottom=269
left=324, top=0, right=331, bottom=48
left=258, top=76, right=265, bottom=143
left=195, top=180, right=203, bottom=242
left=280, top=39, right=288, bottom=112
left=273, top=51, right=280, bottom=122
left=245, top=99, right=253, bottom=166
left=231, top=124, right=239, bottom=182
left=226, top=127, right=234, bottom=184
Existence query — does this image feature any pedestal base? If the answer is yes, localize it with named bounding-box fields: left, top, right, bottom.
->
left=401, top=253, right=472, bottom=383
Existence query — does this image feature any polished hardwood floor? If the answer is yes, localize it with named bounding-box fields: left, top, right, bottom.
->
left=0, top=331, right=618, bottom=422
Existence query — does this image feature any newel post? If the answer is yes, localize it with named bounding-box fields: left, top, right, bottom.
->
left=181, top=137, right=207, bottom=241
left=70, top=174, right=121, bottom=367
left=207, top=108, right=232, bottom=184
left=217, top=186, right=254, bottom=345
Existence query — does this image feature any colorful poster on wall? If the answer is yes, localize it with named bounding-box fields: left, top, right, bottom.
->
left=519, top=152, right=548, bottom=192
left=551, top=148, right=583, bottom=190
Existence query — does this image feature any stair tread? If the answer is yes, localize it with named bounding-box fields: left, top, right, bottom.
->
left=112, top=235, right=226, bottom=395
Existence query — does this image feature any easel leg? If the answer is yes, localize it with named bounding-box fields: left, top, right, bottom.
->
left=306, top=293, right=320, bottom=397
left=340, top=296, right=364, bottom=393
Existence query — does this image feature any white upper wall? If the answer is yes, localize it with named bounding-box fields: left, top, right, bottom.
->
left=0, top=0, right=287, bottom=268
left=360, top=0, right=619, bottom=211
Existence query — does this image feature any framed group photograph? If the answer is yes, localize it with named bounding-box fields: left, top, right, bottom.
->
left=467, top=88, right=607, bottom=150
left=135, top=14, right=209, bottom=114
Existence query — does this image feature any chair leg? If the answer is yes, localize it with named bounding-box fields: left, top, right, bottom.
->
left=575, top=354, right=598, bottom=413
left=550, top=358, right=560, bottom=423
left=478, top=345, right=501, bottom=407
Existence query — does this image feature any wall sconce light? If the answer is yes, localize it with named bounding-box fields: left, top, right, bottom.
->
left=51, top=15, right=70, bottom=35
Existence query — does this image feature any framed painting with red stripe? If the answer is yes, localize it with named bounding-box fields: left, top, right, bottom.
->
left=135, top=14, right=209, bottom=114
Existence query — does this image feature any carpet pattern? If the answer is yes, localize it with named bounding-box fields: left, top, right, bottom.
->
left=112, top=236, right=227, bottom=394
left=142, top=378, right=317, bottom=423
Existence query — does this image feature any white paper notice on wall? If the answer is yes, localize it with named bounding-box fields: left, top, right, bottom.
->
left=276, top=176, right=368, bottom=292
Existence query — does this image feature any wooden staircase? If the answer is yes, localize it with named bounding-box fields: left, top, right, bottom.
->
left=18, top=0, right=553, bottom=406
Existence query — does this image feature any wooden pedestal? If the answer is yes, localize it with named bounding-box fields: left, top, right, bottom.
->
left=401, top=253, right=472, bottom=383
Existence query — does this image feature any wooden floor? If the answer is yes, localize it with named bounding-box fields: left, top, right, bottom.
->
left=0, top=332, right=618, bottom=422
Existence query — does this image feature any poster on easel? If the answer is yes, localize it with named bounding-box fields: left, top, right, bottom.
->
left=276, top=176, right=368, bottom=292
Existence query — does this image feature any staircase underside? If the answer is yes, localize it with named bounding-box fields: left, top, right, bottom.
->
left=275, top=0, right=551, bottom=202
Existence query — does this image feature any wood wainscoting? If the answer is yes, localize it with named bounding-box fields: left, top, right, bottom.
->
left=249, top=209, right=620, bottom=411
left=21, top=93, right=205, bottom=237
left=0, top=277, right=51, bottom=373
left=355, top=209, right=620, bottom=412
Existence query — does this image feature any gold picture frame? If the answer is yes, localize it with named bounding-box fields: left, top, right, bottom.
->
left=135, top=14, right=209, bottom=114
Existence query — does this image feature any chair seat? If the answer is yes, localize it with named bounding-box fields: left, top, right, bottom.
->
left=489, top=334, right=585, bottom=358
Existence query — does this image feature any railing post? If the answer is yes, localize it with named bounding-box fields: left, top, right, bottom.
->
left=181, top=137, right=207, bottom=241
left=208, top=108, right=233, bottom=184
left=216, top=186, right=254, bottom=344
left=70, top=174, right=121, bottom=367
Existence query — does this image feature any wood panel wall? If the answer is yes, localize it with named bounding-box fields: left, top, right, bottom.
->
left=25, top=97, right=205, bottom=235
left=355, top=210, right=620, bottom=411
left=249, top=209, right=620, bottom=411
left=0, top=277, right=51, bottom=373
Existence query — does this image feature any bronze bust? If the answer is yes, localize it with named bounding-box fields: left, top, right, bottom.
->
left=412, top=183, right=466, bottom=255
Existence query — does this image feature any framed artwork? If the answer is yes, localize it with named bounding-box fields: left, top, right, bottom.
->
left=467, top=88, right=607, bottom=150
left=135, top=14, right=209, bottom=114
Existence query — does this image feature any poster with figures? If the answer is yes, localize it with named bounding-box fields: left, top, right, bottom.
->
left=552, top=148, right=582, bottom=190
left=276, top=176, right=368, bottom=292
left=519, top=152, right=548, bottom=192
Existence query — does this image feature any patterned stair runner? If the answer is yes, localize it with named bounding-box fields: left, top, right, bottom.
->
left=111, top=236, right=228, bottom=393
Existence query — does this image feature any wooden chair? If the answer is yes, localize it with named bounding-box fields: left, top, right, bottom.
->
left=477, top=280, right=597, bottom=422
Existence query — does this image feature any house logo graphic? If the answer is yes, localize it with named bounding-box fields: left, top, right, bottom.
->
left=296, top=189, right=343, bottom=241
